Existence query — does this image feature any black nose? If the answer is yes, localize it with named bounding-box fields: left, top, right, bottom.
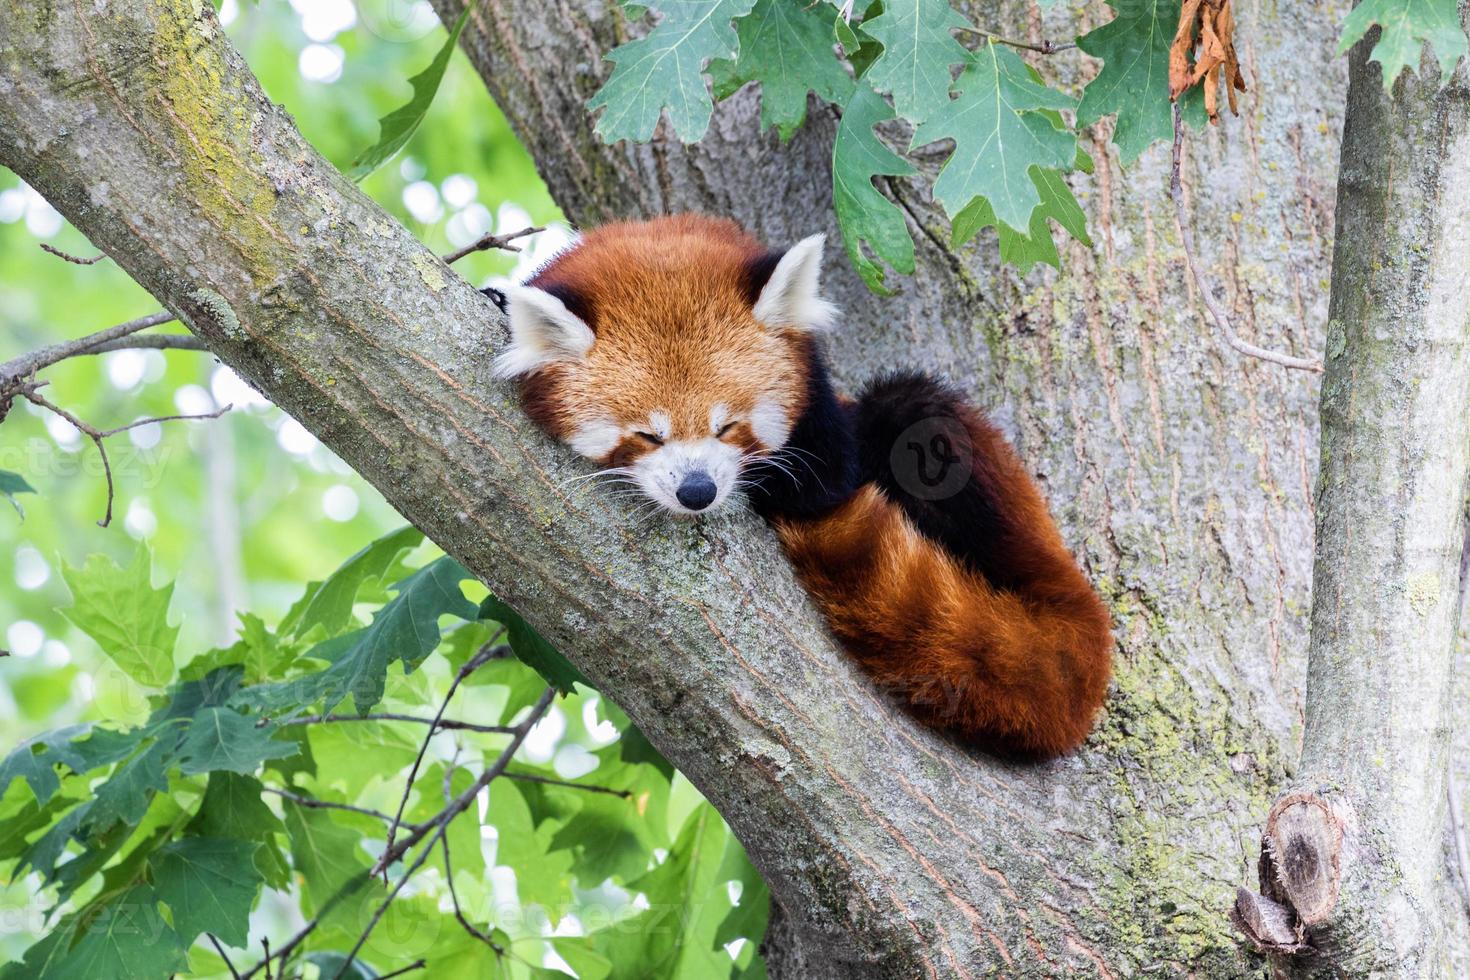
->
left=675, top=472, right=718, bottom=511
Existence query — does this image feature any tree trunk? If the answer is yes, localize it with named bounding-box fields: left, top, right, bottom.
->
left=1236, top=29, right=1470, bottom=978
left=2, top=0, right=1466, bottom=975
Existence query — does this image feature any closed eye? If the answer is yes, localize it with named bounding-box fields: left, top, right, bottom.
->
left=635, top=431, right=664, bottom=446
left=715, top=422, right=737, bottom=438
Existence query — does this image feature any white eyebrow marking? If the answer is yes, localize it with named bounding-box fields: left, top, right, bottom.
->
left=709, top=403, right=730, bottom=433
left=649, top=410, right=672, bottom=440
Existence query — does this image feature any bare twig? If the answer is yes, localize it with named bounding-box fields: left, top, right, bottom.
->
left=337, top=689, right=556, bottom=980
left=38, top=242, right=106, bottom=265
left=955, top=25, right=1076, bottom=54
left=382, top=637, right=508, bottom=873
left=284, top=711, right=518, bottom=736
left=377, top=960, right=428, bottom=980
left=19, top=386, right=231, bottom=526
left=208, top=934, right=242, bottom=979
left=80, top=333, right=211, bottom=355
left=260, top=938, right=272, bottom=980
left=504, top=771, right=631, bottom=798
left=441, top=226, right=543, bottom=265
left=0, top=311, right=176, bottom=385
left=1449, top=767, right=1470, bottom=912
left=1169, top=104, right=1323, bottom=373
left=440, top=835, right=506, bottom=954
left=261, top=786, right=415, bottom=828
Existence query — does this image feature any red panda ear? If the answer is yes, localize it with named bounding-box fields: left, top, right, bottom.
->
left=493, top=285, right=596, bottom=378
left=751, top=234, right=838, bottom=332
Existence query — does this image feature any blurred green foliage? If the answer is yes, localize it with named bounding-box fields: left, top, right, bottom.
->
left=0, top=3, right=765, bottom=976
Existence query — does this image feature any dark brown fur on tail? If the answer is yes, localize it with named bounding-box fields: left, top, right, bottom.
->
left=775, top=373, right=1113, bottom=758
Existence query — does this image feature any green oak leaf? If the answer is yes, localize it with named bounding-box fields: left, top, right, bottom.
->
left=283, top=802, right=378, bottom=938
left=292, top=525, right=424, bottom=638
left=186, top=771, right=291, bottom=887
left=487, top=780, right=575, bottom=916
left=51, top=886, right=188, bottom=978
left=150, top=837, right=264, bottom=948
left=708, top=0, right=854, bottom=140
left=832, top=82, right=918, bottom=295
left=177, top=707, right=299, bottom=775
left=0, top=724, right=138, bottom=805
left=0, top=469, right=34, bottom=517
left=61, top=546, right=180, bottom=688
left=578, top=804, right=731, bottom=975
left=480, top=595, right=587, bottom=696
left=713, top=834, right=769, bottom=949
left=911, top=43, right=1076, bottom=232
left=1077, top=0, right=1205, bottom=164
left=240, top=556, right=480, bottom=716
left=1339, top=0, right=1468, bottom=88
left=350, top=6, right=471, bottom=179
left=951, top=165, right=1092, bottom=274
left=859, top=0, right=972, bottom=122
left=588, top=0, right=760, bottom=143
left=78, top=739, right=171, bottom=837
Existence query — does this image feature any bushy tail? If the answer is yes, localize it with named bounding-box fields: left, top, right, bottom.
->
left=773, top=372, right=1112, bottom=757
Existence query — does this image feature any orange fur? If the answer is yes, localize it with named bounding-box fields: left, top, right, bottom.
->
left=777, top=449, right=1112, bottom=758
left=519, top=216, right=808, bottom=455
left=506, top=214, right=1112, bottom=757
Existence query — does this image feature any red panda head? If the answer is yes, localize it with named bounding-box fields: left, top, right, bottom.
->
left=493, top=215, right=836, bottom=515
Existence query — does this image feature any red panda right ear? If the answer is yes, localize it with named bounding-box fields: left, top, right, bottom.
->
left=748, top=234, right=838, bottom=332
left=493, top=285, right=596, bottom=378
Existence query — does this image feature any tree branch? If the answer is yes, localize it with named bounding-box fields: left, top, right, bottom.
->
left=283, top=712, right=518, bottom=735
left=260, top=786, right=412, bottom=828
left=0, top=311, right=176, bottom=386
left=0, top=0, right=1358, bottom=974
left=382, top=635, right=507, bottom=871
left=1170, top=105, right=1322, bottom=373
left=1237, top=30, right=1470, bottom=971
left=440, top=225, right=544, bottom=264
left=16, top=383, right=230, bottom=526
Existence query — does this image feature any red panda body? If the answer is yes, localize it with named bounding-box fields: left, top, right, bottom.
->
left=494, top=214, right=1112, bottom=758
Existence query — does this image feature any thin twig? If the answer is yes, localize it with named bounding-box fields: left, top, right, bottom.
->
left=955, top=25, right=1076, bottom=54
left=503, top=771, right=631, bottom=798
left=20, top=387, right=231, bottom=526
left=38, top=242, right=106, bottom=265
left=376, top=959, right=428, bottom=980
left=383, top=636, right=508, bottom=876
left=261, top=938, right=272, bottom=980
left=79, top=333, right=210, bottom=355
left=440, top=835, right=506, bottom=954
left=285, top=712, right=518, bottom=736
left=441, top=226, right=543, bottom=265
left=339, top=689, right=556, bottom=980
left=0, top=311, right=176, bottom=385
left=261, top=786, right=413, bottom=827
left=1450, top=766, right=1470, bottom=913
left=1169, top=104, right=1323, bottom=373
left=208, top=934, right=242, bottom=979
left=242, top=690, right=554, bottom=980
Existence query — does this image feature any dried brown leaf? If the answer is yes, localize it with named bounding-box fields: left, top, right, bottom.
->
left=1169, top=0, right=1246, bottom=120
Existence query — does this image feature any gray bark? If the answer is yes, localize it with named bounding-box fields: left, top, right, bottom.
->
left=1238, top=28, right=1470, bottom=979
left=1, top=0, right=1465, bottom=975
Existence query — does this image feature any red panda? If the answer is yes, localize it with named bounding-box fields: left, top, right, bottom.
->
left=492, top=214, right=1113, bottom=758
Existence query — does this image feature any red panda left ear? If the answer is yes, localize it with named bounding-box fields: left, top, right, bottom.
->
left=751, top=234, right=838, bottom=332
left=493, top=285, right=595, bottom=378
